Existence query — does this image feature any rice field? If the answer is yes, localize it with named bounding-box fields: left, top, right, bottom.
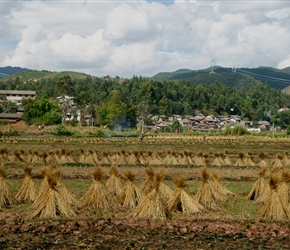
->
left=1, top=134, right=290, bottom=249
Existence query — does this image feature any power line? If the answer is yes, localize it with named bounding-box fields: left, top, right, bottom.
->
left=222, top=67, right=290, bottom=84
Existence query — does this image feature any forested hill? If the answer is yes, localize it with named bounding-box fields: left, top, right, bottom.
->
left=151, top=66, right=290, bottom=90
left=0, top=66, right=28, bottom=79
left=0, top=69, right=92, bottom=82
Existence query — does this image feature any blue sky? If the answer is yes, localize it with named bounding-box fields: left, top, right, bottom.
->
left=0, top=0, right=290, bottom=78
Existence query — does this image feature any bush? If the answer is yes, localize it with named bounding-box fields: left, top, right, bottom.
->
left=51, top=125, right=73, bottom=136
left=232, top=125, right=248, bottom=136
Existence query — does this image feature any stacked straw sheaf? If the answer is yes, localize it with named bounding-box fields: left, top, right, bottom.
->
left=129, top=171, right=171, bottom=220
left=0, top=167, right=18, bottom=209
left=167, top=177, right=204, bottom=214
left=31, top=165, right=76, bottom=219
left=260, top=173, right=290, bottom=221
left=79, top=166, right=120, bottom=211
left=16, top=165, right=38, bottom=203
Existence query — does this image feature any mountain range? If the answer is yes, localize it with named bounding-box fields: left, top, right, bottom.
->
left=1, top=65, right=290, bottom=91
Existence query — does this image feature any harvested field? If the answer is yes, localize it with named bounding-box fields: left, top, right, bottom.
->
left=0, top=135, right=290, bottom=249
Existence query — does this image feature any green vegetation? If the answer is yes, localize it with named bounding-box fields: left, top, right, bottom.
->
left=1, top=69, right=290, bottom=129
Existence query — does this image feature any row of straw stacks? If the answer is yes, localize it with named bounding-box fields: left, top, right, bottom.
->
left=1, top=148, right=290, bottom=167
left=0, top=165, right=234, bottom=220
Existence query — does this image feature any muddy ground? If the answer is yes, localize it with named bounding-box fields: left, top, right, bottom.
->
left=0, top=217, right=289, bottom=249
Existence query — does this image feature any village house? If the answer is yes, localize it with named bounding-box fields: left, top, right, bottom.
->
left=0, top=90, right=36, bottom=105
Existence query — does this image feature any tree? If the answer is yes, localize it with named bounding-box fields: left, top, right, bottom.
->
left=22, top=98, right=62, bottom=125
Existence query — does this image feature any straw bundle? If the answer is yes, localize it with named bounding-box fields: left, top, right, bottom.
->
left=0, top=148, right=10, bottom=164
left=282, top=152, right=290, bottom=167
left=10, top=150, right=24, bottom=163
left=260, top=174, right=290, bottom=221
left=100, top=151, right=112, bottom=165
left=244, top=152, right=256, bottom=167
left=247, top=167, right=268, bottom=201
left=79, top=166, right=119, bottom=211
left=272, top=154, right=284, bottom=168
left=33, top=165, right=77, bottom=209
left=223, top=150, right=232, bottom=165
left=258, top=152, right=269, bottom=168
left=0, top=167, right=18, bottom=209
left=105, top=166, right=123, bottom=197
left=128, top=172, right=171, bottom=220
left=211, top=153, right=223, bottom=166
left=58, top=149, right=70, bottom=164
left=148, top=151, right=163, bottom=165
left=31, top=169, right=76, bottom=219
left=138, top=151, right=148, bottom=165
left=139, top=167, right=155, bottom=196
left=195, top=167, right=222, bottom=210
left=155, top=171, right=174, bottom=204
left=167, top=177, right=204, bottom=214
left=234, top=153, right=246, bottom=166
left=194, top=152, right=207, bottom=166
left=277, top=171, right=290, bottom=208
left=210, top=172, right=234, bottom=202
left=16, top=165, right=38, bottom=203
left=119, top=171, right=141, bottom=209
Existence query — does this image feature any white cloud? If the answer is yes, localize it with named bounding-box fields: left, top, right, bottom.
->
left=1, top=0, right=290, bottom=78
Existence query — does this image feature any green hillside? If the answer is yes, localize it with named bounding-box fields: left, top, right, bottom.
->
left=151, top=66, right=290, bottom=90
left=1, top=69, right=92, bottom=82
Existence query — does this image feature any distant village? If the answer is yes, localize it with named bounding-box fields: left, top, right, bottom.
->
left=0, top=89, right=284, bottom=133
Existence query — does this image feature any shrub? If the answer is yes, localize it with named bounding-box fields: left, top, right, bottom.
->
left=51, top=125, right=73, bottom=136
left=232, top=125, right=248, bottom=136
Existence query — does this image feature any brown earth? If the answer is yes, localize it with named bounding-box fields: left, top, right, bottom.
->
left=0, top=217, right=289, bottom=249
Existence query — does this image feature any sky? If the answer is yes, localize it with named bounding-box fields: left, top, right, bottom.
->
left=1, top=0, right=290, bottom=78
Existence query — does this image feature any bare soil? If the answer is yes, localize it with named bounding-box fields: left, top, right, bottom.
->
left=0, top=217, right=290, bottom=249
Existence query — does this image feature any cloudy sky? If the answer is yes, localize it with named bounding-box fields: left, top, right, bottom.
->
left=1, top=0, right=290, bottom=78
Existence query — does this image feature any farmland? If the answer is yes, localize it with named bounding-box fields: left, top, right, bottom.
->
left=0, top=133, right=290, bottom=249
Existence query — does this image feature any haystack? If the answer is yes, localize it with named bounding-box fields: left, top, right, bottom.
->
left=0, top=167, right=18, bottom=209
left=119, top=171, right=141, bottom=209
left=0, top=148, right=10, bottom=164
left=260, top=174, right=290, bottom=221
left=210, top=172, right=234, bottom=202
left=138, top=151, right=147, bottom=165
left=272, top=154, right=284, bottom=168
left=148, top=151, right=163, bottom=165
left=31, top=169, right=76, bottom=219
left=223, top=150, right=232, bottom=165
left=128, top=172, right=171, bottom=220
left=16, top=165, right=38, bottom=203
left=234, top=153, right=246, bottom=166
left=85, top=149, right=97, bottom=165
left=277, top=171, right=290, bottom=208
left=283, top=152, right=290, bottom=167
left=155, top=170, right=174, bottom=204
left=58, top=149, right=70, bottom=164
left=258, top=152, right=269, bottom=168
left=195, top=167, right=222, bottom=210
left=10, top=150, right=25, bottom=163
left=33, top=165, right=77, bottom=209
left=139, top=167, right=155, bottom=196
left=79, top=166, right=119, bottom=211
left=105, top=165, right=123, bottom=197
left=211, top=153, right=223, bottom=166
left=100, top=151, right=112, bottom=165
left=194, top=152, right=207, bottom=166
left=127, top=151, right=140, bottom=165
left=167, top=177, right=204, bottom=214
left=244, top=152, right=256, bottom=167
left=247, top=167, right=269, bottom=202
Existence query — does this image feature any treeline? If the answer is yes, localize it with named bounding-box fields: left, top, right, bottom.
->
left=1, top=74, right=290, bottom=128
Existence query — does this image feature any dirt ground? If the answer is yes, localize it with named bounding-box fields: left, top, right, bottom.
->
left=0, top=217, right=289, bottom=249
